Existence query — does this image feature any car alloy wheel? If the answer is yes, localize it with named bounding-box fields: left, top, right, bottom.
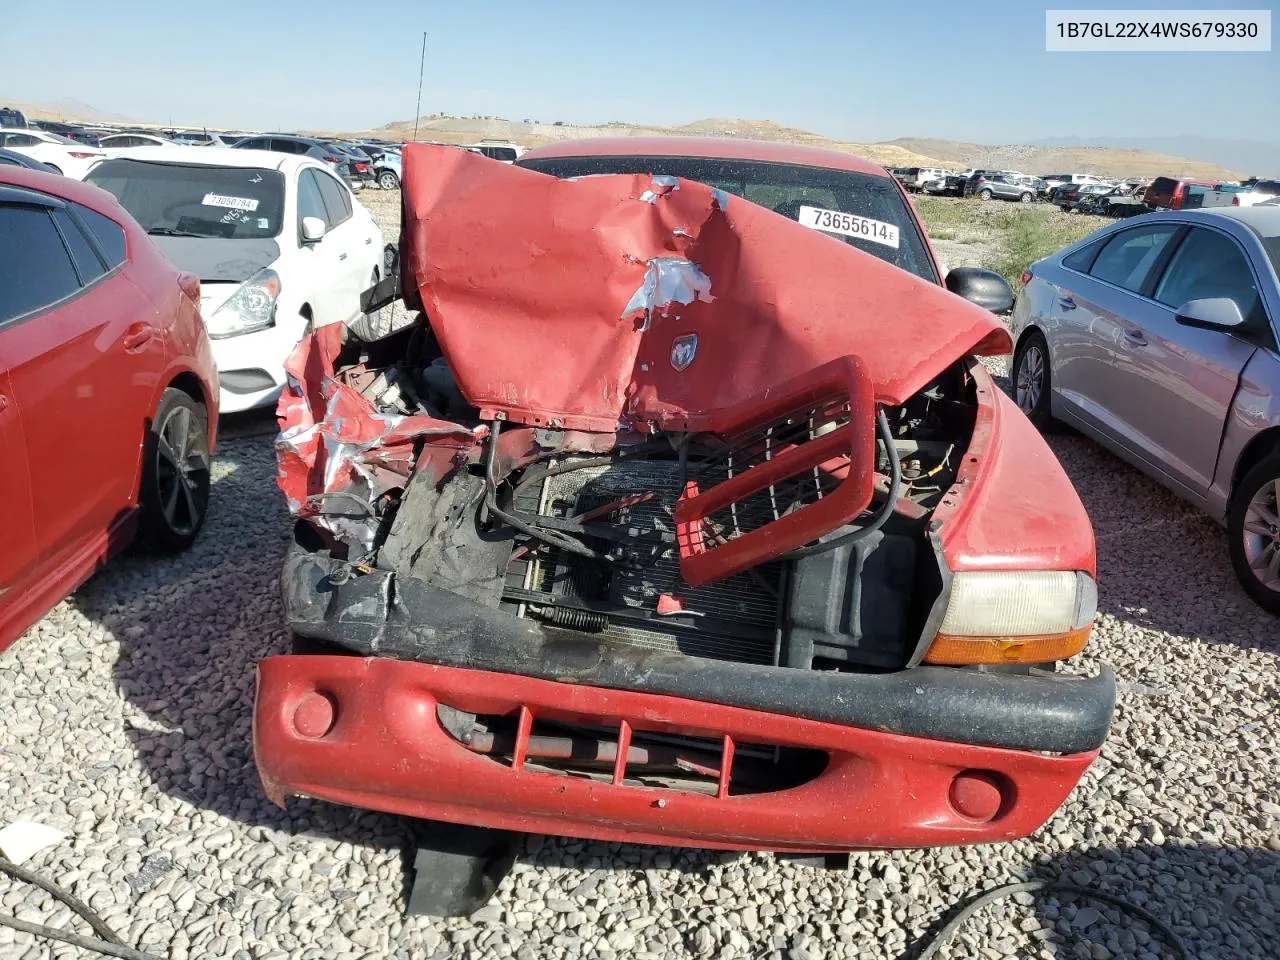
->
left=136, top=388, right=211, bottom=551
left=1242, top=478, right=1280, bottom=592
left=155, top=402, right=207, bottom=538
left=379, top=170, right=399, bottom=190
left=1012, top=331, right=1054, bottom=430
left=1020, top=192, right=1032, bottom=203
left=1015, top=344, right=1044, bottom=413
left=1227, top=454, right=1280, bottom=614
left=980, top=189, right=993, bottom=201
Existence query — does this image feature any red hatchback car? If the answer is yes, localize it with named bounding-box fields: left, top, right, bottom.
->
left=0, top=168, right=219, bottom=654
left=255, top=140, right=1114, bottom=911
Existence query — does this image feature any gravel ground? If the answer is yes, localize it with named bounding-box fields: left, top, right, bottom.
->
left=1, top=187, right=1278, bottom=960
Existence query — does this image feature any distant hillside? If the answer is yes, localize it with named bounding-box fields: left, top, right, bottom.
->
left=346, top=116, right=959, bottom=170
left=3, top=94, right=1245, bottom=181
left=1030, top=135, right=1278, bottom=177
left=342, top=115, right=1241, bottom=180
left=0, top=96, right=138, bottom=125
left=885, top=137, right=1240, bottom=181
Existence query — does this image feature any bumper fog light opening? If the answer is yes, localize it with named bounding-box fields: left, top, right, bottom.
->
left=949, top=770, right=1008, bottom=823
left=293, top=691, right=337, bottom=739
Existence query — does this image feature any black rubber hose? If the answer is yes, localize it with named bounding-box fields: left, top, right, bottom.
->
left=483, top=421, right=610, bottom=560
left=0, top=857, right=123, bottom=944
left=0, top=858, right=164, bottom=960
left=785, top=408, right=901, bottom=560
left=912, top=880, right=1190, bottom=960
left=0, top=915, right=162, bottom=960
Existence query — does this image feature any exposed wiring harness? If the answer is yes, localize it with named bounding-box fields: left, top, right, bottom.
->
left=0, top=857, right=164, bottom=960
left=785, top=407, right=901, bottom=560
left=482, top=421, right=611, bottom=560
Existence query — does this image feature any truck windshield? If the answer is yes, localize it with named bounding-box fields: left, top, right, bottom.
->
left=517, top=154, right=938, bottom=283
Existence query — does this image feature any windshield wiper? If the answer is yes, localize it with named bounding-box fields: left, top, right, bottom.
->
left=147, top=227, right=210, bottom=238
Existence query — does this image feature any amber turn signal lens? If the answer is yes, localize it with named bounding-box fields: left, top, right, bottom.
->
left=923, top=625, right=1093, bottom=665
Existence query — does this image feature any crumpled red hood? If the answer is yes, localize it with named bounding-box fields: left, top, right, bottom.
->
left=401, top=144, right=1010, bottom=433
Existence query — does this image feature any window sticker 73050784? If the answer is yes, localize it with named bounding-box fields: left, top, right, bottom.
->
left=797, top=205, right=899, bottom=249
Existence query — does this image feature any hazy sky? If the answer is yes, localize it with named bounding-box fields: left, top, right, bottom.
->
left=4, top=0, right=1277, bottom=142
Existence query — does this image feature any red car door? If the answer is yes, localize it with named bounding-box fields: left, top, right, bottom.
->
left=0, top=368, right=38, bottom=643
left=0, top=189, right=163, bottom=571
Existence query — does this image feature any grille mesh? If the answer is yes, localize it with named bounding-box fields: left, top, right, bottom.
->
left=525, top=460, right=782, bottom=664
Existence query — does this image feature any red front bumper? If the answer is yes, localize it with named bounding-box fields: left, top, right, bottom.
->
left=254, top=656, right=1096, bottom=852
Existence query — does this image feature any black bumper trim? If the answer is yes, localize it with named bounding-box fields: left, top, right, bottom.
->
left=282, top=546, right=1115, bottom=755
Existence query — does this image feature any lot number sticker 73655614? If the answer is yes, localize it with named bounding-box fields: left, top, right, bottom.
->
left=797, top=205, right=899, bottom=249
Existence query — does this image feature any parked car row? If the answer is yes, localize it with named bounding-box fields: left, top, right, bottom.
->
left=0, top=110, right=526, bottom=192
left=899, top=163, right=1278, bottom=218
left=0, top=128, right=105, bottom=178
left=897, top=167, right=1054, bottom=202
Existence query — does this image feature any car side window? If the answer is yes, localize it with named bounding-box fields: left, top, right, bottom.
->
left=73, top=204, right=127, bottom=268
left=0, top=205, right=84, bottom=324
left=314, top=172, right=352, bottom=227
left=1062, top=236, right=1107, bottom=272
left=297, top=170, right=328, bottom=231
left=52, top=208, right=106, bottom=285
left=1153, top=227, right=1261, bottom=322
left=5, top=133, right=38, bottom=147
left=1087, top=224, right=1179, bottom=293
left=238, top=137, right=265, bottom=150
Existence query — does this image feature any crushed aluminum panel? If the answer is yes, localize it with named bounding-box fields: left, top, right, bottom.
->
left=400, top=144, right=1012, bottom=433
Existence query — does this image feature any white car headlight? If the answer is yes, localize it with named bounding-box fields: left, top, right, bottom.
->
left=208, top=268, right=281, bottom=339
left=926, top=570, right=1097, bottom=665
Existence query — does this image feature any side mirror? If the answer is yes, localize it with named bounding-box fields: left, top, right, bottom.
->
left=301, top=216, right=326, bottom=243
left=1175, top=297, right=1245, bottom=331
left=945, top=266, right=1015, bottom=314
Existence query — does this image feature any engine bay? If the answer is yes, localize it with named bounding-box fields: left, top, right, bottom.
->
left=285, top=318, right=980, bottom=673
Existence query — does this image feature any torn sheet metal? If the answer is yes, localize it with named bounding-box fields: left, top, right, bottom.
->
left=275, top=324, right=481, bottom=547
left=621, top=257, right=714, bottom=325
left=400, top=144, right=1011, bottom=433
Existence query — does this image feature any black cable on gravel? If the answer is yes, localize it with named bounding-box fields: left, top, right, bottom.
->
left=0, top=857, right=165, bottom=960
left=907, top=879, right=1191, bottom=960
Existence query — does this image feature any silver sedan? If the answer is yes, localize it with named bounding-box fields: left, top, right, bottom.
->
left=1009, top=207, right=1280, bottom=613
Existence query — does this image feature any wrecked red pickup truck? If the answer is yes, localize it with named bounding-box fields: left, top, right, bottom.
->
left=254, top=140, right=1113, bottom=896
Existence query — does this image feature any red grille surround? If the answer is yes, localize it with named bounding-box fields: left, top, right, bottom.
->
left=674, top=355, right=876, bottom=585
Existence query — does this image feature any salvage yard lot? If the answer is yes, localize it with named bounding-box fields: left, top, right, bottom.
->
left=911, top=196, right=1108, bottom=285
left=1, top=189, right=1278, bottom=960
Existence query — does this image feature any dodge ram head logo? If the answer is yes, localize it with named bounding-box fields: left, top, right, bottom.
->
left=670, top=334, right=698, bottom=371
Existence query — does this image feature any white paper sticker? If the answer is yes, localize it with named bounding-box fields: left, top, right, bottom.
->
left=797, top=205, right=899, bottom=249
left=202, top=193, right=259, bottom=212
left=0, top=820, right=69, bottom=865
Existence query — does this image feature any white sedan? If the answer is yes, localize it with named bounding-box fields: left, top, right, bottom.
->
left=98, top=133, right=177, bottom=150
left=85, top=146, right=385, bottom=412
left=0, top=128, right=105, bottom=178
